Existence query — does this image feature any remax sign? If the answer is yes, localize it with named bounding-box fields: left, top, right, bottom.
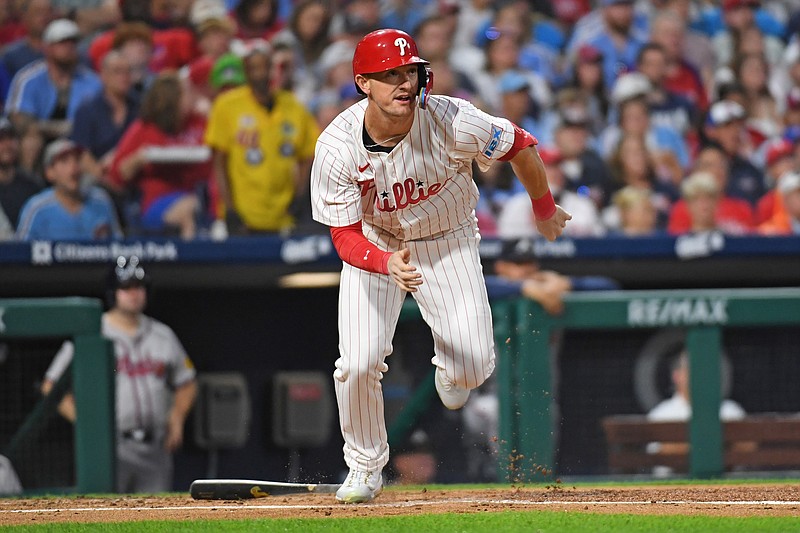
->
left=628, top=297, right=729, bottom=327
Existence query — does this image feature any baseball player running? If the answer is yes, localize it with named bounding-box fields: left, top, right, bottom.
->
left=310, top=29, right=571, bottom=503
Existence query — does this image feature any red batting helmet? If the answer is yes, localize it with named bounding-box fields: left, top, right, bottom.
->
left=352, top=29, right=434, bottom=108
left=353, top=29, right=429, bottom=78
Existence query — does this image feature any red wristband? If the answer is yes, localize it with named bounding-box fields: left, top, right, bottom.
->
left=531, top=190, right=557, bottom=220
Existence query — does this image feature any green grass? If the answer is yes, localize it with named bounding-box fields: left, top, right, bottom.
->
left=4, top=511, right=800, bottom=533
left=4, top=480, right=800, bottom=532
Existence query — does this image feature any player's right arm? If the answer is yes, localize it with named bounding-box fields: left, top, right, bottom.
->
left=312, top=135, right=421, bottom=291
left=329, top=223, right=421, bottom=291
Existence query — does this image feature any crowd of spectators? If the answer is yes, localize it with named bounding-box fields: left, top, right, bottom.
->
left=2, top=0, right=800, bottom=242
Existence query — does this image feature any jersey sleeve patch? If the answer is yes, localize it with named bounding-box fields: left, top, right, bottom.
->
left=482, top=125, right=503, bottom=159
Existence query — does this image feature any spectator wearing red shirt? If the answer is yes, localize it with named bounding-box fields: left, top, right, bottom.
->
left=667, top=146, right=755, bottom=235
left=0, top=1, right=26, bottom=47
left=669, top=171, right=751, bottom=235
left=110, top=73, right=212, bottom=240
left=88, top=1, right=199, bottom=78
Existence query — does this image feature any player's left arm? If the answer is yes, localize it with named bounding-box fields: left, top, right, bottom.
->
left=504, top=130, right=572, bottom=241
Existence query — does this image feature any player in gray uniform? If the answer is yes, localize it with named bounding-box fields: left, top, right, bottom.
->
left=42, top=256, right=197, bottom=493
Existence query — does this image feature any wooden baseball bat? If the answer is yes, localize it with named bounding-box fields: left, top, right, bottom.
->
left=190, top=479, right=341, bottom=500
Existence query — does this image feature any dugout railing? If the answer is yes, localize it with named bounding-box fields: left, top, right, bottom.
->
left=0, top=297, right=115, bottom=494
left=392, top=288, right=800, bottom=481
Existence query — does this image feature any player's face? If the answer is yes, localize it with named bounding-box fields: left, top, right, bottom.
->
left=364, top=64, right=419, bottom=117
left=115, top=285, right=147, bottom=314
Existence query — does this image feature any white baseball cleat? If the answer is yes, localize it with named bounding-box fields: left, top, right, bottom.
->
left=434, top=368, right=470, bottom=410
left=335, top=469, right=383, bottom=503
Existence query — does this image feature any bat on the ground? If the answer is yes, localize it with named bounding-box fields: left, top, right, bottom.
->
left=190, top=479, right=341, bottom=500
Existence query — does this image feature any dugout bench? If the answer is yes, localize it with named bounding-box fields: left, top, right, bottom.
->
left=602, top=414, right=800, bottom=474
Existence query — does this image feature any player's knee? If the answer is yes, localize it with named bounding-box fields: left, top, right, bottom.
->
left=334, top=355, right=387, bottom=383
left=453, top=346, right=495, bottom=390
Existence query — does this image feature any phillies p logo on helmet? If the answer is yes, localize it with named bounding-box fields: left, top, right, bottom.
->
left=394, top=37, right=409, bottom=56
left=352, top=29, right=433, bottom=107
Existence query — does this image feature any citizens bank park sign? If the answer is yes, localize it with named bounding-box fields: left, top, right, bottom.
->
left=29, top=241, right=179, bottom=265
left=627, top=297, right=728, bottom=327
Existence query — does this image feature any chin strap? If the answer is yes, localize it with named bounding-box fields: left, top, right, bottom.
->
left=418, top=65, right=434, bottom=109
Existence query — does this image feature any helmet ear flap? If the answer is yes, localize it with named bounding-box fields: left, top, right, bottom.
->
left=418, top=64, right=433, bottom=109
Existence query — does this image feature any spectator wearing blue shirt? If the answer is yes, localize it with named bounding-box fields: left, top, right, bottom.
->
left=16, top=139, right=122, bottom=241
left=6, top=19, right=102, bottom=146
left=0, top=0, right=51, bottom=79
left=702, top=100, right=766, bottom=205
left=576, top=0, right=647, bottom=90
left=70, top=50, right=140, bottom=181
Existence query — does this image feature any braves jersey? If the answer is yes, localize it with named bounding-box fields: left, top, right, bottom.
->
left=311, top=95, right=518, bottom=241
left=45, top=314, right=195, bottom=435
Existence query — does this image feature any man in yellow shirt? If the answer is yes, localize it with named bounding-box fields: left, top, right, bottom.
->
left=205, top=43, right=319, bottom=234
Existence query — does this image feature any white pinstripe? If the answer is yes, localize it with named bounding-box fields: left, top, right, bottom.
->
left=312, top=94, right=516, bottom=472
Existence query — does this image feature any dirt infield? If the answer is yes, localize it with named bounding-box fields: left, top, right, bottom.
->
left=1, top=484, right=799, bottom=525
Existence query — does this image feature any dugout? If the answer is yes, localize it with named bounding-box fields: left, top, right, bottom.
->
left=0, top=234, right=798, bottom=490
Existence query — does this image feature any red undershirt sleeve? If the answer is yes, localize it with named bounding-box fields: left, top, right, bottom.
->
left=499, top=123, right=538, bottom=162
left=330, top=222, right=392, bottom=275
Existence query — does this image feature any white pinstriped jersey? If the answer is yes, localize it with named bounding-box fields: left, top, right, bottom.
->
left=311, top=94, right=518, bottom=240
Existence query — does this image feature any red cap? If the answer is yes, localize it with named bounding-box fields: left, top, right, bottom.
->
left=538, top=147, right=562, bottom=166
left=722, top=0, right=759, bottom=10
left=787, top=86, right=800, bottom=110
left=577, top=44, right=602, bottom=63
left=765, top=139, right=794, bottom=167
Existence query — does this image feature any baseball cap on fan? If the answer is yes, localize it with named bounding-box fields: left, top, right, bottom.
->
left=765, top=138, right=794, bottom=167
left=498, top=71, right=530, bottom=94
left=577, top=44, right=602, bottom=63
left=787, top=86, right=800, bottom=110
left=705, top=100, right=746, bottom=127
left=722, top=0, right=760, bottom=10
left=559, top=106, right=591, bottom=128
left=537, top=146, right=562, bottom=166
left=610, top=72, right=651, bottom=105
left=43, top=19, right=81, bottom=44
left=43, top=139, right=83, bottom=167
left=778, top=171, right=800, bottom=195
left=0, top=117, right=14, bottom=137
left=211, top=53, right=245, bottom=89
left=599, top=0, right=634, bottom=6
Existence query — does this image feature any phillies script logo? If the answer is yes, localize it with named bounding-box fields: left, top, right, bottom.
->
left=360, top=177, right=444, bottom=212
